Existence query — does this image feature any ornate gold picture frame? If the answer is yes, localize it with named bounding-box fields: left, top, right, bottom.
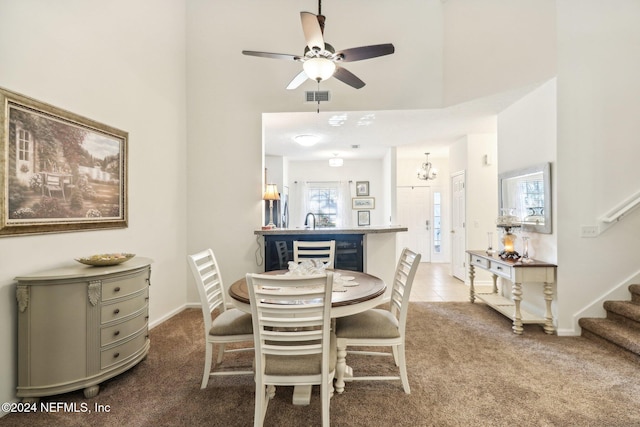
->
left=0, top=87, right=128, bottom=237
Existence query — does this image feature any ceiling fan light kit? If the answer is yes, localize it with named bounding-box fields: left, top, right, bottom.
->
left=242, top=0, right=395, bottom=91
left=303, top=57, right=336, bottom=82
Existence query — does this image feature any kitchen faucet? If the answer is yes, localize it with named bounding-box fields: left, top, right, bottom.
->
left=304, top=212, right=316, bottom=230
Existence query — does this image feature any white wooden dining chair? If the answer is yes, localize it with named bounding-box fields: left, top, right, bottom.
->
left=334, top=247, right=421, bottom=394
left=246, top=272, right=335, bottom=427
left=293, top=240, right=336, bottom=269
left=187, top=249, right=254, bottom=389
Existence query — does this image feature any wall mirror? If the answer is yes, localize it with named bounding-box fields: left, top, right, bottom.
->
left=498, top=162, right=551, bottom=234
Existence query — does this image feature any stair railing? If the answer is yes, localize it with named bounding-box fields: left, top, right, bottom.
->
left=597, top=189, right=640, bottom=234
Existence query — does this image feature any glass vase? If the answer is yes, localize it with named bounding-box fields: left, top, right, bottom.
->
left=486, top=232, right=495, bottom=255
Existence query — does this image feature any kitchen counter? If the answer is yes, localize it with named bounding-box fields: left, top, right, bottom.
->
left=254, top=226, right=408, bottom=235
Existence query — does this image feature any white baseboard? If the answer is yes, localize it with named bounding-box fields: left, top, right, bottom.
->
left=572, top=269, right=640, bottom=330
left=556, top=328, right=580, bottom=337
left=149, top=303, right=198, bottom=329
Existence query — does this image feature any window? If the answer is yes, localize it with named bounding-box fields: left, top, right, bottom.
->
left=433, top=191, right=441, bottom=253
left=519, top=179, right=544, bottom=217
left=18, top=129, right=31, bottom=161
left=307, top=185, right=338, bottom=228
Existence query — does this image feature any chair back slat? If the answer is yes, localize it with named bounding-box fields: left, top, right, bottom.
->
left=247, top=272, right=333, bottom=364
left=188, top=249, right=228, bottom=333
left=390, top=248, right=421, bottom=326
left=275, top=241, right=289, bottom=269
left=293, top=240, right=336, bottom=269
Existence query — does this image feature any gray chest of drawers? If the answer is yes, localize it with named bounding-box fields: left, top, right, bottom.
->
left=15, top=257, right=152, bottom=400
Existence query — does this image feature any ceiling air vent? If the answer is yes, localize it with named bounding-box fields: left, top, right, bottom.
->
left=305, top=91, right=330, bottom=103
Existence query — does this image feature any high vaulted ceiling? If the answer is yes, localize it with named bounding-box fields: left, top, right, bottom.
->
left=252, top=0, right=555, bottom=161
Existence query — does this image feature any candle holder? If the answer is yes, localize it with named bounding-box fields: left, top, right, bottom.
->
left=496, top=209, right=521, bottom=260
left=497, top=225, right=520, bottom=260
left=521, top=236, right=534, bottom=263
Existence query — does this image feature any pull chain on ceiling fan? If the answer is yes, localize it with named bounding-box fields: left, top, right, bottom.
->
left=242, top=0, right=395, bottom=91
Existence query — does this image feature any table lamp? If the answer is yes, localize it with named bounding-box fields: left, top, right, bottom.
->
left=263, top=184, right=280, bottom=229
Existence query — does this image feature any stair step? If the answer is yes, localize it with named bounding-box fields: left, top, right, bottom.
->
left=603, top=300, right=640, bottom=330
left=579, top=317, right=640, bottom=359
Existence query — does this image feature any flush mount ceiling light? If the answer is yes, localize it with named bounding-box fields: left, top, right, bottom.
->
left=417, top=152, right=437, bottom=180
left=329, top=154, right=343, bottom=167
left=293, top=134, right=320, bottom=147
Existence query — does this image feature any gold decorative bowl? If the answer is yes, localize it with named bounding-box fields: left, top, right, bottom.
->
left=75, top=253, right=136, bottom=266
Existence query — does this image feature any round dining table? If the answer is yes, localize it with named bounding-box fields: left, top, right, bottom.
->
left=228, top=269, right=387, bottom=404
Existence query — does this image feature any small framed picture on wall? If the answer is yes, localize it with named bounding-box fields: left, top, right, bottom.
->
left=355, top=181, right=369, bottom=196
left=352, top=197, right=375, bottom=210
left=357, top=210, right=371, bottom=226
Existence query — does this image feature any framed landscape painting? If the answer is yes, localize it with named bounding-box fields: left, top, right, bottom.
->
left=0, top=87, right=128, bottom=237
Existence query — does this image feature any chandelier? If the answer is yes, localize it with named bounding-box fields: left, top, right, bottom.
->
left=417, top=153, right=437, bottom=180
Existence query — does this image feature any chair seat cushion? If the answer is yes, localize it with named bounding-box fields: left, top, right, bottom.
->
left=265, top=333, right=337, bottom=376
left=210, top=308, right=253, bottom=336
left=335, top=309, right=400, bottom=339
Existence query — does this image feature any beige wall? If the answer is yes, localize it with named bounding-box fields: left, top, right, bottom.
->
left=497, top=79, right=557, bottom=323
left=443, top=0, right=557, bottom=106
left=0, top=0, right=188, bottom=409
left=555, top=0, right=640, bottom=334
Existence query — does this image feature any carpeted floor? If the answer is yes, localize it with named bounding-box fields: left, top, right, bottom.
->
left=2, top=302, right=640, bottom=426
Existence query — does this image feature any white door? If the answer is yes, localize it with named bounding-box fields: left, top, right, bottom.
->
left=397, top=186, right=431, bottom=262
left=451, top=172, right=466, bottom=281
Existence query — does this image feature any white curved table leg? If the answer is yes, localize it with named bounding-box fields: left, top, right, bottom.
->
left=543, top=281, right=555, bottom=334
left=335, top=338, right=347, bottom=393
left=512, top=281, right=524, bottom=335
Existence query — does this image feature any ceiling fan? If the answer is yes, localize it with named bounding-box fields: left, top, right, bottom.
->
left=242, top=0, right=395, bottom=90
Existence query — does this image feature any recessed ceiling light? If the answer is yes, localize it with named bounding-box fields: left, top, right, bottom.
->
left=293, top=134, right=320, bottom=146
left=357, top=113, right=375, bottom=126
left=328, top=114, right=348, bottom=127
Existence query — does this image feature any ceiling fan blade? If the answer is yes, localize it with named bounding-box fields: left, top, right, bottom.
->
left=300, top=12, right=324, bottom=52
left=286, top=71, right=309, bottom=90
left=242, top=50, right=300, bottom=61
left=333, top=66, right=365, bottom=89
left=335, top=43, right=395, bottom=62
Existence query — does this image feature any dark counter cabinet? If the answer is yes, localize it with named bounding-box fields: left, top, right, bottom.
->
left=264, top=234, right=364, bottom=272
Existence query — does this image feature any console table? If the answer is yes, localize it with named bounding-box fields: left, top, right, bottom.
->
left=15, top=257, right=152, bottom=400
left=467, top=250, right=556, bottom=335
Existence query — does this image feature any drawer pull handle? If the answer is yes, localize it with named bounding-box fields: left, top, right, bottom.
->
left=145, top=316, right=149, bottom=320
left=113, top=308, right=120, bottom=315
left=114, top=330, right=120, bottom=336
left=114, top=287, right=121, bottom=292
left=113, top=352, right=120, bottom=359
left=145, top=297, right=149, bottom=302
left=496, top=266, right=502, bottom=270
